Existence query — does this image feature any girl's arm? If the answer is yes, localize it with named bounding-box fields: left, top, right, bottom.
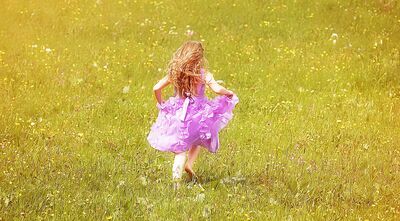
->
left=153, top=75, right=170, bottom=104
left=205, top=72, right=234, bottom=98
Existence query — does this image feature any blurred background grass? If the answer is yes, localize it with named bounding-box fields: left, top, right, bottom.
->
left=0, top=0, right=399, bottom=220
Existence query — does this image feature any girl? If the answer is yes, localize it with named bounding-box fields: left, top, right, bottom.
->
left=147, top=41, right=239, bottom=189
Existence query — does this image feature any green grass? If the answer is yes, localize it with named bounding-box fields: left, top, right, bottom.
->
left=1, top=0, right=400, bottom=220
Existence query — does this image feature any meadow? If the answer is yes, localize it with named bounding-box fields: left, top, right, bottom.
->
left=1, top=0, right=400, bottom=220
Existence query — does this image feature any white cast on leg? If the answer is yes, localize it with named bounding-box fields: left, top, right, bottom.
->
left=172, top=152, right=187, bottom=180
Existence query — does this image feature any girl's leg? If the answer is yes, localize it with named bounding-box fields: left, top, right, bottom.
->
left=172, top=151, right=187, bottom=189
left=185, top=145, right=201, bottom=179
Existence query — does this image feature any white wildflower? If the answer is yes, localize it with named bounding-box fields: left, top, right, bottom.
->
left=185, top=29, right=194, bottom=37
left=330, top=33, right=338, bottom=44
left=122, top=85, right=130, bottom=94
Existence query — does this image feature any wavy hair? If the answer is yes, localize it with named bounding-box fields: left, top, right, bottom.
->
left=167, top=41, right=207, bottom=98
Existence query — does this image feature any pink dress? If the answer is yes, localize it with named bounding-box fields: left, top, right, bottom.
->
left=147, top=69, right=239, bottom=154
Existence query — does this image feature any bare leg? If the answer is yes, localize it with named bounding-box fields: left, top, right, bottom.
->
left=172, top=151, right=187, bottom=190
left=185, top=145, right=201, bottom=180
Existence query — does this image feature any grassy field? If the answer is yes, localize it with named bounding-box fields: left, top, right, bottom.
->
left=1, top=0, right=400, bottom=220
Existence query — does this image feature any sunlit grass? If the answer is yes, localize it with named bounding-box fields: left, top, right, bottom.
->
left=0, top=0, right=399, bottom=220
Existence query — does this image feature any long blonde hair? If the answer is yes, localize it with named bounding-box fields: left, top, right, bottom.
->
left=167, top=41, right=207, bottom=98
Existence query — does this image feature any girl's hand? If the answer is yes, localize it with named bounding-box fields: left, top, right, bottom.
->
left=226, top=90, right=234, bottom=99
left=156, top=99, right=166, bottom=109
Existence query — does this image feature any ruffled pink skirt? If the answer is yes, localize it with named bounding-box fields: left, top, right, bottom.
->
left=147, top=94, right=239, bottom=154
